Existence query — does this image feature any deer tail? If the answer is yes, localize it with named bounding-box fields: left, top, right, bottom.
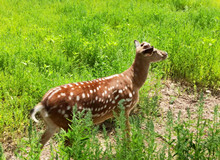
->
left=30, top=103, right=44, bottom=123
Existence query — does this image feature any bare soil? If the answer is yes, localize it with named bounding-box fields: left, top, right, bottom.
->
left=2, top=80, right=220, bottom=159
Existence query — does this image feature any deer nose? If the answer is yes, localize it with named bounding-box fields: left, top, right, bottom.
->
left=162, top=52, right=168, bottom=57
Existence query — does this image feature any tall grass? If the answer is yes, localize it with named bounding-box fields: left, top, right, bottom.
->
left=13, top=98, right=219, bottom=159
left=0, top=0, right=219, bottom=157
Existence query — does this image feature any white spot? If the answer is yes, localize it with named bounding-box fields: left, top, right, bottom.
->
left=70, top=92, right=74, bottom=96
left=58, top=109, right=61, bottom=113
left=129, top=93, right=132, bottom=98
left=62, top=110, right=65, bottom=115
left=115, top=95, right=119, bottom=100
left=90, top=90, right=93, bottom=94
left=104, top=90, right=107, bottom=94
left=119, top=90, right=123, bottom=93
left=133, top=91, right=135, bottom=95
left=82, top=93, right=85, bottom=98
left=127, top=76, right=132, bottom=82
left=87, top=93, right=90, bottom=98
left=63, top=85, right=67, bottom=88
left=64, top=114, right=69, bottom=118
left=68, top=84, right=73, bottom=87
left=80, top=82, right=84, bottom=85
left=75, top=83, right=79, bottom=86
left=68, top=96, right=72, bottom=100
left=61, top=93, right=66, bottom=96
left=76, top=96, right=80, bottom=101
left=57, top=95, right=61, bottom=98
left=126, top=98, right=132, bottom=102
left=104, top=105, right=107, bottom=108
left=97, top=87, right=99, bottom=91
left=112, top=100, right=115, bottom=104
left=67, top=106, right=71, bottom=110
left=79, top=106, right=82, bottom=110
left=125, top=86, right=128, bottom=90
left=112, top=90, right=118, bottom=94
left=99, top=98, right=102, bottom=102
left=95, top=96, right=98, bottom=100
left=106, top=100, right=108, bottom=103
left=108, top=95, right=111, bottom=98
left=102, top=92, right=105, bottom=97
left=48, top=88, right=61, bottom=100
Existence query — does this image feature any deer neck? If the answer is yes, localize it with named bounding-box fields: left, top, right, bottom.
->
left=123, top=55, right=150, bottom=90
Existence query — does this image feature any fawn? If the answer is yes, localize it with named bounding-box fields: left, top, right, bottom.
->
left=31, top=40, right=168, bottom=148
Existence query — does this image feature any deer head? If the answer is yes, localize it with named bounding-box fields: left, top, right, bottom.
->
left=134, top=40, right=168, bottom=63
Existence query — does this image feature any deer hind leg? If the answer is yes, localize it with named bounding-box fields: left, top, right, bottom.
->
left=125, top=112, right=131, bottom=139
left=40, top=111, right=59, bottom=149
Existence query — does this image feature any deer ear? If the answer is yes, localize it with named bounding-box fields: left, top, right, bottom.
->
left=134, top=40, right=140, bottom=48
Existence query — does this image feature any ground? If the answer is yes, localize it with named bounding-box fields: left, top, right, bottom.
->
left=2, top=80, right=220, bottom=159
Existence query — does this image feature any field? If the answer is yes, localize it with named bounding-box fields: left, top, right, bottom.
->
left=0, top=0, right=219, bottom=159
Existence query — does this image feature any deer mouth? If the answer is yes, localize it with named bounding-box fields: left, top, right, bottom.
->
left=162, top=52, right=168, bottom=59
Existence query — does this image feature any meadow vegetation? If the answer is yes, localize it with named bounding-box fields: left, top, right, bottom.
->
left=0, top=0, right=219, bottom=159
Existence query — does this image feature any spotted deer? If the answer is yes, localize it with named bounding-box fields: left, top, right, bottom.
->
left=31, top=40, right=168, bottom=148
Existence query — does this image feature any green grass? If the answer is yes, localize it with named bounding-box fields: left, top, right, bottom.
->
left=0, top=0, right=219, bottom=158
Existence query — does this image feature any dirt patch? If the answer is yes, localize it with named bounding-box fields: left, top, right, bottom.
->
left=159, top=80, right=219, bottom=121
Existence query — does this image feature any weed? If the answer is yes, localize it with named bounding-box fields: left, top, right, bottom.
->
left=58, top=107, right=101, bottom=159
left=0, top=143, right=5, bottom=160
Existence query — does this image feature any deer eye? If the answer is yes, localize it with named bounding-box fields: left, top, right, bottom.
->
left=140, top=43, right=144, bottom=47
